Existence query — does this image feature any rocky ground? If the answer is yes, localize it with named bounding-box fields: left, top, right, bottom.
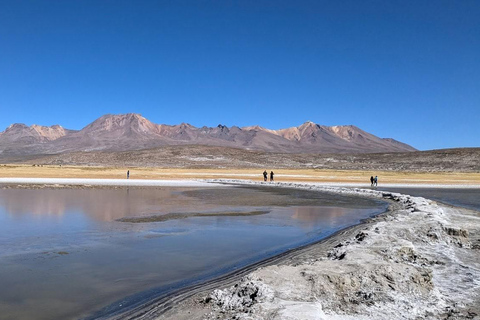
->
left=150, top=181, right=480, bottom=320
left=2, top=146, right=479, bottom=173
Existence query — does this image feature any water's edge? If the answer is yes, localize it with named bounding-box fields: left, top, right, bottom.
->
left=92, top=183, right=480, bottom=320
left=87, top=204, right=390, bottom=320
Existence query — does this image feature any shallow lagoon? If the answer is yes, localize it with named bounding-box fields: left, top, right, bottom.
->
left=0, top=186, right=387, bottom=320
left=378, top=187, right=480, bottom=212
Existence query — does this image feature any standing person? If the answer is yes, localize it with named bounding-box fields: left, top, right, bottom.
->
left=374, top=176, right=378, bottom=187
left=127, top=170, right=130, bottom=179
left=370, top=176, right=374, bottom=186
left=270, top=171, right=274, bottom=182
left=263, top=170, right=268, bottom=182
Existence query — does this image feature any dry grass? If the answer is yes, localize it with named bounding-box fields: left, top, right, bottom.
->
left=1, top=164, right=479, bottom=185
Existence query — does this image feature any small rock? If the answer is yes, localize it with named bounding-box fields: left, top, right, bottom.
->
left=355, top=232, right=367, bottom=242
left=444, top=227, right=469, bottom=238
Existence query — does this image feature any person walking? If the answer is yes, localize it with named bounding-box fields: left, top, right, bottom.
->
left=270, top=171, right=274, bottom=182
left=370, top=176, right=374, bottom=187
left=127, top=170, right=130, bottom=179
left=374, top=176, right=378, bottom=187
left=263, top=170, right=268, bottom=182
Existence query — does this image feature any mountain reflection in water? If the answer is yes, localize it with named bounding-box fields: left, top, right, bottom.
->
left=0, top=187, right=213, bottom=221
left=292, top=206, right=348, bottom=222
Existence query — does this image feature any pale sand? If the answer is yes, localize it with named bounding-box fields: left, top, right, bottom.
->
left=1, top=176, right=479, bottom=190
left=1, top=164, right=480, bottom=185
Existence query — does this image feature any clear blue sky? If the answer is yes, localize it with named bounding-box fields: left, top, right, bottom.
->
left=1, top=0, right=479, bottom=150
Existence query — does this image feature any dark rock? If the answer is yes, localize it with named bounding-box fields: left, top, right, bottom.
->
left=355, top=232, right=367, bottom=242
left=444, top=227, right=469, bottom=237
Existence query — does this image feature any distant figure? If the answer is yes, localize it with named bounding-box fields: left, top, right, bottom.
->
left=127, top=170, right=130, bottom=179
left=370, top=176, right=374, bottom=187
left=270, top=171, right=274, bottom=182
left=374, top=176, right=378, bottom=187
left=263, top=170, right=268, bottom=182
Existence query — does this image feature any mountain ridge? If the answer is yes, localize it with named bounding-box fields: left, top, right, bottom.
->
left=0, top=113, right=416, bottom=156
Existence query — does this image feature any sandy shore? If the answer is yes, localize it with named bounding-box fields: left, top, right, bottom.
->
left=1, top=165, right=480, bottom=185
left=141, top=180, right=480, bottom=320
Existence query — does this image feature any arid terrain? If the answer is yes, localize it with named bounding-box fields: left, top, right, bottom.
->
left=1, top=146, right=478, bottom=173
left=0, top=164, right=479, bottom=186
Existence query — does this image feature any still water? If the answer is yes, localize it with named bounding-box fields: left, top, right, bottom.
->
left=0, top=186, right=387, bottom=320
left=378, top=187, right=480, bottom=212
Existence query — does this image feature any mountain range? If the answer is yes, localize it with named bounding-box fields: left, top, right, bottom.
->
left=0, top=113, right=416, bottom=156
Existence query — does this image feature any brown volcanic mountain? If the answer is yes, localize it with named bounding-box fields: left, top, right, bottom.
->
left=0, top=113, right=416, bottom=157
left=1, top=123, right=71, bottom=143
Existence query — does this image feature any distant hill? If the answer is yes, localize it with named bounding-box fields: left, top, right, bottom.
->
left=0, top=113, right=416, bottom=157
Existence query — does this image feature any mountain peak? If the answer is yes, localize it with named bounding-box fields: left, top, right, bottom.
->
left=178, top=122, right=196, bottom=129
left=6, top=123, right=28, bottom=131
left=125, top=113, right=145, bottom=120
left=242, top=125, right=264, bottom=131
left=97, top=113, right=145, bottom=121
left=80, top=113, right=160, bottom=140
left=30, top=124, right=68, bottom=141
left=298, top=121, right=319, bottom=130
left=0, top=123, right=68, bottom=142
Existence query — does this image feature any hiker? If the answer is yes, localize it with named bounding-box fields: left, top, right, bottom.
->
left=370, top=176, right=374, bottom=186
left=263, top=170, right=268, bottom=182
left=270, top=171, right=274, bottom=182
left=127, top=170, right=130, bottom=179
left=374, top=176, right=378, bottom=186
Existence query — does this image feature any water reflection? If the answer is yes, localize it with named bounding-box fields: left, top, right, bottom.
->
left=0, top=186, right=387, bottom=320
left=0, top=188, right=205, bottom=221
left=292, top=206, right=348, bottom=223
left=378, top=187, right=480, bottom=213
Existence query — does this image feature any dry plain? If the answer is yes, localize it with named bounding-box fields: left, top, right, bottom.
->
left=1, top=164, right=480, bottom=186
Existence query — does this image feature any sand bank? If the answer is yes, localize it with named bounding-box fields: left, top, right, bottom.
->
left=148, top=180, right=480, bottom=320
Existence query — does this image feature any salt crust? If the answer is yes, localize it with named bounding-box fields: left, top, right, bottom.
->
left=200, top=179, right=480, bottom=320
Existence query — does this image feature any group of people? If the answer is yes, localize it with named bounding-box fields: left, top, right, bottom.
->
left=370, top=175, right=378, bottom=187
left=263, top=170, right=274, bottom=182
